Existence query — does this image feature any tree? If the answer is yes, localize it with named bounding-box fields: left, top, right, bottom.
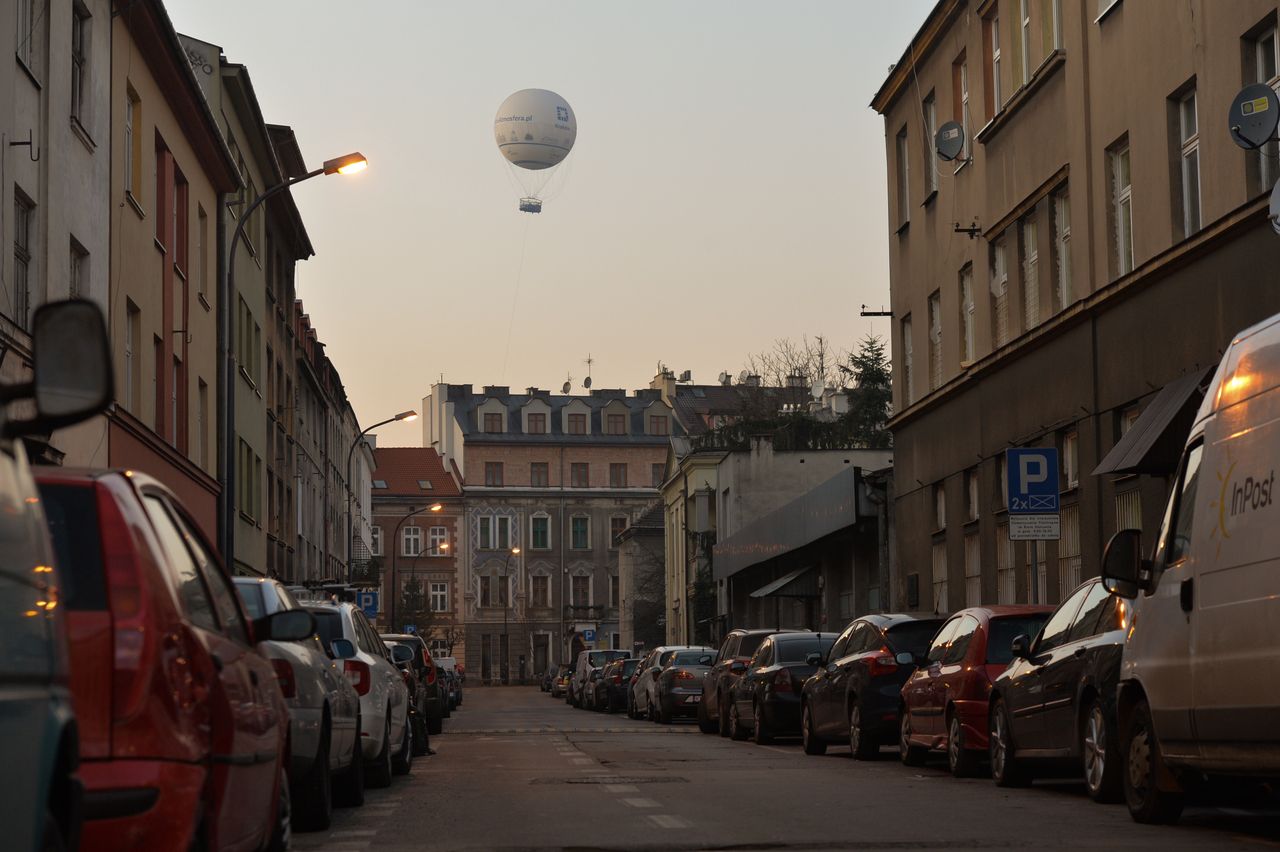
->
left=842, top=334, right=892, bottom=449
left=744, top=335, right=847, bottom=391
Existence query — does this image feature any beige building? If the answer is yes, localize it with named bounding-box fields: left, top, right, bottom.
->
left=874, top=0, right=1280, bottom=610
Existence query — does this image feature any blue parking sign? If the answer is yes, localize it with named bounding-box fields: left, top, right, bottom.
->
left=356, top=590, right=379, bottom=619
left=1005, top=448, right=1060, bottom=514
left=581, top=628, right=596, bottom=642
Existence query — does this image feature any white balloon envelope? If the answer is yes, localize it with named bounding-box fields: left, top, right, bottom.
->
left=495, top=88, right=577, bottom=170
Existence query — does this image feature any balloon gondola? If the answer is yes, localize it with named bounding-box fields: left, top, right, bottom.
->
left=495, top=89, right=576, bottom=213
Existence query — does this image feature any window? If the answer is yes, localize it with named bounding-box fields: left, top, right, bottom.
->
left=990, top=234, right=1009, bottom=346
left=957, top=58, right=971, bottom=160
left=125, top=300, right=140, bottom=411
left=170, top=357, right=180, bottom=446
left=1253, top=26, right=1280, bottom=194
left=1156, top=443, right=1202, bottom=568
left=371, top=525, right=382, bottom=556
left=1052, top=190, right=1071, bottom=311
left=652, top=463, right=665, bottom=488
left=944, top=615, right=980, bottom=664
left=965, top=468, right=979, bottom=521
left=197, top=205, right=209, bottom=299
left=173, top=173, right=189, bottom=273
left=987, top=12, right=1003, bottom=114
left=959, top=265, right=975, bottom=364
left=1110, top=139, right=1134, bottom=276
left=901, top=314, right=914, bottom=405
left=571, top=515, right=590, bottom=550
left=927, top=291, right=942, bottom=391
left=1036, top=582, right=1090, bottom=653
left=926, top=618, right=960, bottom=665
left=1051, top=0, right=1064, bottom=49
left=197, top=378, right=208, bottom=468
left=609, top=575, right=619, bottom=608
left=485, top=462, right=504, bottom=487
left=530, top=574, right=550, bottom=607
left=496, top=516, right=513, bottom=551
left=1021, top=215, right=1039, bottom=331
left=13, top=191, right=33, bottom=330
left=1062, top=430, right=1079, bottom=489
left=609, top=463, right=627, bottom=488
left=154, top=336, right=164, bottom=433
left=606, top=413, right=626, bottom=435
left=649, top=415, right=669, bottom=435
left=1097, top=0, right=1122, bottom=20
left=964, top=533, right=981, bottom=606
left=923, top=93, right=938, bottom=195
left=997, top=522, right=1015, bottom=603
left=1018, top=0, right=1032, bottom=85
left=571, top=574, right=590, bottom=607
left=1115, top=489, right=1142, bottom=532
left=932, top=540, right=948, bottom=611
left=610, top=516, right=627, bottom=548
left=71, top=3, right=90, bottom=123
left=934, top=482, right=947, bottom=530
left=1177, top=89, right=1200, bottom=237
left=998, top=454, right=1009, bottom=508
left=428, top=526, right=447, bottom=556
left=480, top=575, right=504, bottom=607
left=67, top=238, right=88, bottom=300
left=1026, top=534, right=1047, bottom=604
left=531, top=462, right=549, bottom=487
left=570, top=462, right=589, bottom=488
left=124, top=87, right=141, bottom=200
left=479, top=516, right=492, bottom=550
left=1066, top=581, right=1113, bottom=643
left=527, top=412, right=546, bottom=434
left=1059, top=504, right=1081, bottom=596
left=143, top=496, right=218, bottom=632
left=16, top=0, right=36, bottom=69
left=895, top=127, right=910, bottom=226
left=531, top=514, right=550, bottom=549
left=567, top=412, right=587, bottom=434
left=484, top=412, right=503, bottom=433
left=429, top=582, right=448, bottom=612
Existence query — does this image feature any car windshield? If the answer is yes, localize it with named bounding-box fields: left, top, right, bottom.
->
left=671, top=650, right=712, bottom=666
left=622, top=659, right=639, bottom=676
left=235, top=582, right=266, bottom=620
left=885, top=621, right=945, bottom=657
left=589, top=650, right=626, bottom=666
left=775, top=635, right=836, bottom=664
left=310, top=609, right=344, bottom=651
left=736, top=634, right=768, bottom=658
left=987, top=615, right=1053, bottom=665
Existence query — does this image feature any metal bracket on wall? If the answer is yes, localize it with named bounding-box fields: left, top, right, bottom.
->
left=859, top=305, right=893, bottom=317
left=954, top=221, right=981, bottom=239
left=9, top=129, right=39, bottom=162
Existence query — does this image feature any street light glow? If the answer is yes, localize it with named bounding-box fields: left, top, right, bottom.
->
left=394, top=410, right=418, bottom=422
left=429, top=503, right=443, bottom=512
left=323, top=152, right=368, bottom=175
left=512, top=547, right=521, bottom=555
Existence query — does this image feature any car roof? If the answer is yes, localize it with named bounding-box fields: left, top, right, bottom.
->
left=854, top=612, right=949, bottom=629
left=773, top=632, right=839, bottom=642
left=728, top=627, right=808, bottom=638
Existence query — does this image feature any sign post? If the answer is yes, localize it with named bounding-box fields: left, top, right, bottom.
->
left=1005, top=448, right=1061, bottom=604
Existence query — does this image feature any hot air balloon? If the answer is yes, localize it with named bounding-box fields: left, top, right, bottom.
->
left=494, top=89, right=577, bottom=213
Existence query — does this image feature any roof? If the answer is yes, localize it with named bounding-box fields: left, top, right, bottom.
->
left=617, top=501, right=664, bottom=542
left=870, top=0, right=962, bottom=114
left=371, top=447, right=461, bottom=498
left=443, top=385, right=677, bottom=444
left=670, top=384, right=797, bottom=437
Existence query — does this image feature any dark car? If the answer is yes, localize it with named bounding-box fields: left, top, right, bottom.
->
left=800, top=613, right=946, bottom=759
left=381, top=634, right=445, bottom=737
left=540, top=667, right=557, bottom=692
left=728, top=633, right=835, bottom=743
left=987, top=578, right=1128, bottom=801
left=899, top=605, right=1052, bottom=776
left=652, top=650, right=717, bottom=723
left=699, top=628, right=806, bottom=736
left=598, top=658, right=640, bottom=713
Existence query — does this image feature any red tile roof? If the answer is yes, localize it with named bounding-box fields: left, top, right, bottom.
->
left=371, top=447, right=461, bottom=498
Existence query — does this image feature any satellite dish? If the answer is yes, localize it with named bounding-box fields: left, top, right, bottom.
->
left=810, top=380, right=824, bottom=400
left=935, top=120, right=966, bottom=161
left=1270, top=180, right=1280, bottom=235
left=737, top=370, right=749, bottom=384
left=1228, top=84, right=1280, bottom=150
left=583, top=376, right=592, bottom=389
left=561, top=381, right=571, bottom=394
left=718, top=371, right=731, bottom=385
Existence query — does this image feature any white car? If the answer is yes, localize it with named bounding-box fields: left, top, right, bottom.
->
left=1102, top=310, right=1280, bottom=824
left=307, top=602, right=412, bottom=788
left=234, top=578, right=363, bottom=825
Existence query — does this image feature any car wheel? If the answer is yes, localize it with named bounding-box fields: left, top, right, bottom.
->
left=849, top=703, right=878, bottom=760
left=333, top=716, right=365, bottom=807
left=718, top=695, right=731, bottom=738
left=989, top=698, right=1029, bottom=787
left=1082, top=699, right=1122, bottom=802
left=265, top=766, right=291, bottom=852
left=366, top=716, right=393, bottom=789
left=292, top=722, right=333, bottom=831
left=947, top=713, right=979, bottom=778
left=752, top=702, right=772, bottom=745
left=898, top=709, right=927, bottom=766
left=1124, top=698, right=1184, bottom=824
left=392, top=717, right=413, bottom=776
left=802, top=704, right=827, bottom=755
left=729, top=702, right=749, bottom=741
left=698, top=697, right=718, bottom=735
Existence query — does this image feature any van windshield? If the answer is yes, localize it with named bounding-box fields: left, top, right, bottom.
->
left=311, top=610, right=345, bottom=651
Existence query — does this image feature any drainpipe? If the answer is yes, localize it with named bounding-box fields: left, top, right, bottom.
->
left=216, top=193, right=234, bottom=567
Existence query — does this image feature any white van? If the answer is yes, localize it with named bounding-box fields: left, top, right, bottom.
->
left=1102, top=311, right=1280, bottom=824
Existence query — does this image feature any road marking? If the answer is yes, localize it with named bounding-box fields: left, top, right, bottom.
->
left=622, top=798, right=660, bottom=808
left=759, top=745, right=792, bottom=755
left=647, top=814, right=691, bottom=829
left=604, top=784, right=639, bottom=793
left=329, top=830, right=378, bottom=837
left=571, top=757, right=593, bottom=765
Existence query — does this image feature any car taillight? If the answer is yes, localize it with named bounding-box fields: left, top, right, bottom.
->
left=271, top=659, right=296, bottom=698
left=344, top=659, right=371, bottom=695
left=613, top=674, right=623, bottom=684
left=98, top=488, right=150, bottom=721
left=675, top=670, right=696, bottom=681
left=425, top=663, right=437, bottom=685
left=773, top=669, right=794, bottom=692
left=866, top=648, right=899, bottom=678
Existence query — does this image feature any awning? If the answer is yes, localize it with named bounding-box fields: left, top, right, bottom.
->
left=749, top=566, right=819, bottom=599
left=1093, top=370, right=1207, bottom=477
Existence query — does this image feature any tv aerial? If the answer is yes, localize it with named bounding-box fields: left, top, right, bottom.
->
left=1228, top=83, right=1280, bottom=150
left=935, top=120, right=968, bottom=162
left=583, top=354, right=593, bottom=390
left=860, top=304, right=892, bottom=317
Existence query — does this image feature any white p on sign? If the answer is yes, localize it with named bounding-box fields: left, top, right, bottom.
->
left=1020, top=455, right=1049, bottom=492
left=1006, top=447, right=1060, bottom=514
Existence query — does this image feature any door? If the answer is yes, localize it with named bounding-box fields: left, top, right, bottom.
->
left=809, top=623, right=853, bottom=736
left=708, top=636, right=738, bottom=718
left=909, top=617, right=961, bottom=739
left=935, top=616, right=979, bottom=738
left=737, top=640, right=772, bottom=719
left=1006, top=582, right=1090, bottom=750
left=1040, top=581, right=1111, bottom=752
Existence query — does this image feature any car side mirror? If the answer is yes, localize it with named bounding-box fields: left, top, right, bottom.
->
left=1101, top=528, right=1147, bottom=599
left=805, top=652, right=822, bottom=666
left=895, top=651, right=916, bottom=666
left=1010, top=634, right=1030, bottom=660
left=4, top=300, right=113, bottom=438
left=256, top=609, right=315, bottom=643
left=330, top=638, right=356, bottom=660
left=391, top=645, right=415, bottom=665
left=729, top=661, right=746, bottom=674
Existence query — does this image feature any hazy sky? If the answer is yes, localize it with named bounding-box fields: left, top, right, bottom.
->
left=166, top=1, right=933, bottom=447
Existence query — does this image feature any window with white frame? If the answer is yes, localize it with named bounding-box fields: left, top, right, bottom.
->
left=928, top=291, right=942, bottom=391
left=402, top=525, right=422, bottom=557
left=960, top=266, right=975, bottom=364
left=479, top=516, right=492, bottom=549
left=571, top=515, right=590, bottom=550
left=990, top=235, right=1009, bottom=346
left=934, top=482, right=947, bottom=530
left=71, top=3, right=91, bottom=124
left=1115, top=489, right=1142, bottom=532
left=429, top=582, right=448, bottom=612
left=16, top=0, right=36, bottom=69
left=13, top=191, right=34, bottom=330
left=1178, top=89, right=1200, bottom=237
left=923, top=93, right=938, bottom=195
left=480, top=574, right=505, bottom=607
left=1062, top=430, right=1079, bottom=489
left=1021, top=215, right=1039, bottom=331
left=69, top=238, right=88, bottom=300
left=479, top=515, right=513, bottom=550
left=531, top=514, right=551, bottom=549
left=901, top=315, right=914, bottom=405
left=1026, top=540, right=1047, bottom=604
left=997, top=522, right=1015, bottom=603
left=530, top=574, right=550, bottom=607
left=1254, top=26, right=1280, bottom=193
left=1019, top=0, right=1032, bottom=85
left=932, top=541, right=948, bottom=611
left=958, top=59, right=971, bottom=161
left=1059, top=504, right=1082, bottom=598
left=571, top=574, right=591, bottom=607
left=966, top=468, right=979, bottom=521
left=369, top=522, right=382, bottom=557
left=990, top=13, right=1003, bottom=109
left=429, top=639, right=449, bottom=656
left=964, top=533, right=981, bottom=607
left=896, top=127, right=910, bottom=226
left=1110, top=139, right=1134, bottom=276
left=427, top=526, right=448, bottom=556
left=1052, top=190, right=1071, bottom=312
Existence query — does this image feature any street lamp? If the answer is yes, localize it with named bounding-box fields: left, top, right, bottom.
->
left=218, top=152, right=369, bottom=567
left=501, top=546, right=521, bottom=684
left=388, top=502, right=443, bottom=630
left=345, top=409, right=417, bottom=582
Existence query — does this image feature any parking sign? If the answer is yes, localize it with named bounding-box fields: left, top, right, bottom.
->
left=356, top=590, right=379, bottom=619
left=1005, top=448, right=1060, bottom=541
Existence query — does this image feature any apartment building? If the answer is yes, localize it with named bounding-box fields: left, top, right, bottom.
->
left=423, top=383, right=675, bottom=682
left=873, top=0, right=1280, bottom=610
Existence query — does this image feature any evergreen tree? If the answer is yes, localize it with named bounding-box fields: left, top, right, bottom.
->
left=844, top=334, right=892, bottom=448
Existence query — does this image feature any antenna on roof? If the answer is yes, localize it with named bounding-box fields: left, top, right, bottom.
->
left=562, top=373, right=572, bottom=395
left=678, top=369, right=692, bottom=382
left=583, top=354, right=593, bottom=390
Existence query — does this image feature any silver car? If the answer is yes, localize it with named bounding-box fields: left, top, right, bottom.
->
left=234, top=578, right=363, bottom=827
left=630, top=645, right=712, bottom=720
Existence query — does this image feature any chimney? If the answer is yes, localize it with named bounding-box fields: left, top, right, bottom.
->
left=650, top=368, right=677, bottom=403
left=482, top=385, right=510, bottom=397
left=745, top=374, right=761, bottom=388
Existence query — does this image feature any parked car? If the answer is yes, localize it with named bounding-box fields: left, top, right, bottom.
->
left=383, top=639, right=432, bottom=757
left=1101, top=315, right=1280, bottom=823
left=800, top=614, right=945, bottom=759
left=652, top=649, right=718, bottom=724
left=38, top=467, right=310, bottom=851
left=234, top=577, right=363, bottom=827
left=699, top=628, right=806, bottom=736
left=583, top=669, right=606, bottom=711
left=440, top=668, right=461, bottom=711
left=728, top=634, right=836, bottom=743
left=597, top=658, right=640, bottom=713
left=540, top=667, right=557, bottom=692
left=0, top=300, right=112, bottom=852
left=433, top=656, right=462, bottom=707
left=550, top=664, right=573, bottom=698
left=899, top=605, right=1052, bottom=776
left=570, top=649, right=630, bottom=707
left=987, top=578, right=1128, bottom=801
left=309, top=604, right=411, bottom=787
left=382, top=633, right=445, bottom=735
left=629, top=645, right=707, bottom=719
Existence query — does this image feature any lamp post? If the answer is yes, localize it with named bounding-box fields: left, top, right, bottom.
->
left=218, top=152, right=369, bottom=568
left=388, top=502, right=442, bottom=630
left=345, top=409, right=417, bottom=583
left=502, top=546, right=521, bottom=684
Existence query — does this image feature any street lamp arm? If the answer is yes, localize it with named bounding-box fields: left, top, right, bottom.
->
left=389, top=504, right=435, bottom=630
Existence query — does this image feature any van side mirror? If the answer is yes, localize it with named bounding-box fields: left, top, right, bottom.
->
left=330, top=638, right=356, bottom=659
left=256, top=609, right=315, bottom=643
left=1010, top=634, right=1030, bottom=660
left=1101, top=529, right=1146, bottom=599
left=805, top=652, right=822, bottom=666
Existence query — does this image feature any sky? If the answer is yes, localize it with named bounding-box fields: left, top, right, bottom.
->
left=165, top=0, right=934, bottom=447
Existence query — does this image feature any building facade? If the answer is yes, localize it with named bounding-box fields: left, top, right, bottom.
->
left=873, top=0, right=1280, bottom=611
left=424, top=383, right=675, bottom=682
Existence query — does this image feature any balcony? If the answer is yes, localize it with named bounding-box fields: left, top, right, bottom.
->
left=563, top=605, right=608, bottom=621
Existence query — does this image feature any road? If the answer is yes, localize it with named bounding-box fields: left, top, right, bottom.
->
left=296, top=687, right=1280, bottom=851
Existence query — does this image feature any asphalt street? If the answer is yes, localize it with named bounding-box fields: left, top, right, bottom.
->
left=294, top=687, right=1280, bottom=852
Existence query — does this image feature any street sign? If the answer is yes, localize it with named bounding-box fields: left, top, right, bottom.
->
left=1006, top=448, right=1060, bottom=542
left=581, top=628, right=596, bottom=642
left=404, top=624, right=416, bottom=634
left=356, top=590, right=379, bottom=619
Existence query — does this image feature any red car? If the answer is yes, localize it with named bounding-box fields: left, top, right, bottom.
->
left=898, top=605, right=1053, bottom=776
left=37, top=469, right=312, bottom=852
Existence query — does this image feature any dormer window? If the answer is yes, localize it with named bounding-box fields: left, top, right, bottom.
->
left=649, top=415, right=669, bottom=435
left=372, top=480, right=388, bottom=489
left=528, top=412, right=546, bottom=434
left=417, top=480, right=433, bottom=490
left=606, top=413, right=626, bottom=435
left=568, top=413, right=586, bottom=435
left=484, top=412, right=503, bottom=433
